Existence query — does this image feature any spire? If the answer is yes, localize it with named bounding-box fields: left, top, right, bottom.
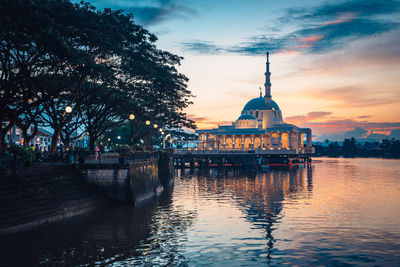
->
left=264, top=51, right=271, bottom=97
left=259, top=86, right=262, bottom=97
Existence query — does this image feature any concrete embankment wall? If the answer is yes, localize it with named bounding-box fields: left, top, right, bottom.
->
left=0, top=165, right=108, bottom=235
left=0, top=157, right=174, bottom=235
left=82, top=158, right=167, bottom=205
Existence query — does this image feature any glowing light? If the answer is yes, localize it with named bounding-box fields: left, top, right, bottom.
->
left=65, top=106, right=72, bottom=113
left=153, top=124, right=158, bottom=128
left=145, top=120, right=150, bottom=125
left=129, top=114, right=135, bottom=120
left=117, top=136, right=121, bottom=140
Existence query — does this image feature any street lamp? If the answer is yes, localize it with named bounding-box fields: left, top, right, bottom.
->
left=129, top=114, right=135, bottom=146
left=117, top=136, right=121, bottom=140
left=163, top=134, right=171, bottom=149
left=153, top=124, right=158, bottom=129
left=145, top=120, right=150, bottom=125
left=65, top=106, right=72, bottom=113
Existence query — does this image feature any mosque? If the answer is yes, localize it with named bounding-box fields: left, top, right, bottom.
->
left=196, top=52, right=313, bottom=152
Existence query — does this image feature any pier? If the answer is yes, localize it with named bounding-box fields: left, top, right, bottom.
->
left=172, top=147, right=314, bottom=168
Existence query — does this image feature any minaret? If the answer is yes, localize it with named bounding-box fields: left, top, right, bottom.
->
left=262, top=52, right=273, bottom=129
left=264, top=52, right=271, bottom=98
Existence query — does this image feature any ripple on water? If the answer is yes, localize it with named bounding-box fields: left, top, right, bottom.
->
left=1, top=159, right=400, bottom=266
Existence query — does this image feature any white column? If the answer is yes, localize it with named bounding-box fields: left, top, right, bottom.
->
left=279, top=132, right=282, bottom=148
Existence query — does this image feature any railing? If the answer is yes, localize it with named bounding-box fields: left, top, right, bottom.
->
left=174, top=147, right=315, bottom=155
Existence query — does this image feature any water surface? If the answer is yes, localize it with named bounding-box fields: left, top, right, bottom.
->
left=1, top=158, right=400, bottom=266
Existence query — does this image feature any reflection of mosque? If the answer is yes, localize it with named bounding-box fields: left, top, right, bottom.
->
left=192, top=165, right=313, bottom=263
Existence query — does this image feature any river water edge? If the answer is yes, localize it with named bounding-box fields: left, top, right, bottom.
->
left=1, top=157, right=399, bottom=266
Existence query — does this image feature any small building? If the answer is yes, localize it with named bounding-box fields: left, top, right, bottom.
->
left=196, top=53, right=313, bottom=153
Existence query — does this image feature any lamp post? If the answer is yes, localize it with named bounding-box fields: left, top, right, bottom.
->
left=129, top=114, right=135, bottom=146
left=163, top=134, right=170, bottom=149
left=144, top=120, right=151, bottom=150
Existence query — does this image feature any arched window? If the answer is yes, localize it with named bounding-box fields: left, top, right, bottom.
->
left=281, top=132, right=289, bottom=148
left=234, top=138, right=242, bottom=149
left=225, top=138, right=233, bottom=149
left=301, top=133, right=306, bottom=147
left=244, top=138, right=252, bottom=149
left=254, top=138, right=261, bottom=148
left=271, top=133, right=279, bottom=147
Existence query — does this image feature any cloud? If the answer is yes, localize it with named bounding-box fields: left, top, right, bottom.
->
left=187, top=114, right=234, bottom=129
left=343, top=127, right=368, bottom=139
left=187, top=114, right=209, bottom=123
left=180, top=41, right=224, bottom=54
left=285, top=111, right=332, bottom=125
left=181, top=0, right=400, bottom=55
left=83, top=0, right=196, bottom=26
left=303, top=119, right=400, bottom=141
left=285, top=110, right=400, bottom=140
left=307, top=85, right=400, bottom=108
left=358, top=115, right=371, bottom=119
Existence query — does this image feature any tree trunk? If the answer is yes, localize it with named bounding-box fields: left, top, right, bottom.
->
left=20, top=124, right=38, bottom=148
left=0, top=134, right=5, bottom=154
left=0, top=122, right=14, bottom=154
left=22, top=131, right=30, bottom=148
left=89, top=134, right=95, bottom=153
left=64, top=135, right=70, bottom=149
left=50, top=128, right=61, bottom=154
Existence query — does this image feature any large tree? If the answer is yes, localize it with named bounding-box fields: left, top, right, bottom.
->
left=0, top=0, right=195, bottom=154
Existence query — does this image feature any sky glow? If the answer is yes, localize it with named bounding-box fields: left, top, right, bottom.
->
left=76, top=0, right=400, bottom=140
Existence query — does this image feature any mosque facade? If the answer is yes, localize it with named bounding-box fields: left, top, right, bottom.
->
left=196, top=53, right=313, bottom=152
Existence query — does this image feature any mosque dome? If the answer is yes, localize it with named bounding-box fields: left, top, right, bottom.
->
left=237, top=114, right=256, bottom=120
left=242, top=97, right=280, bottom=111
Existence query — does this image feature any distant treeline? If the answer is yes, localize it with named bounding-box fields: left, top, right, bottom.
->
left=313, top=137, right=400, bottom=158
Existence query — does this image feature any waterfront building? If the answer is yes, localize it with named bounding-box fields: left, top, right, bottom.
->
left=196, top=53, right=313, bottom=152
left=2, top=122, right=88, bottom=151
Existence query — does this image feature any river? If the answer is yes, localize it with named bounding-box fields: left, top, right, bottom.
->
left=1, top=158, right=400, bottom=266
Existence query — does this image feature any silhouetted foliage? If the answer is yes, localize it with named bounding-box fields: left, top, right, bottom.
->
left=0, top=0, right=195, bottom=154
left=314, top=138, right=400, bottom=158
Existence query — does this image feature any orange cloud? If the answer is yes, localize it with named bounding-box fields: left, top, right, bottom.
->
left=321, top=12, right=357, bottom=26
left=187, top=114, right=233, bottom=129
left=285, top=111, right=332, bottom=125
left=299, top=36, right=324, bottom=43
left=305, top=85, right=400, bottom=108
left=292, top=35, right=324, bottom=49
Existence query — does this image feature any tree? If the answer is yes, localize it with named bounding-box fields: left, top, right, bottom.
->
left=343, top=137, right=357, bottom=157
left=1, top=0, right=195, bottom=155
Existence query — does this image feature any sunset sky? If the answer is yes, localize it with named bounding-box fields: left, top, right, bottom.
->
left=76, top=0, right=400, bottom=141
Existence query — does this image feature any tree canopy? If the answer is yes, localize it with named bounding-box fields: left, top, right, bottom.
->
left=0, top=0, right=195, bottom=153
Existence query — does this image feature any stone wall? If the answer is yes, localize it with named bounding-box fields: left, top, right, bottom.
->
left=0, top=157, right=174, bottom=234
left=129, top=158, right=164, bottom=205
left=82, top=158, right=172, bottom=205
left=0, top=165, right=107, bottom=235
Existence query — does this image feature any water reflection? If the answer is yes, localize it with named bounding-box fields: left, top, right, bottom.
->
left=176, top=166, right=313, bottom=265
left=1, top=159, right=400, bottom=266
left=0, top=187, right=197, bottom=266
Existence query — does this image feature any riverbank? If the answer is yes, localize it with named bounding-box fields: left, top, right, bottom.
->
left=0, top=157, right=173, bottom=235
